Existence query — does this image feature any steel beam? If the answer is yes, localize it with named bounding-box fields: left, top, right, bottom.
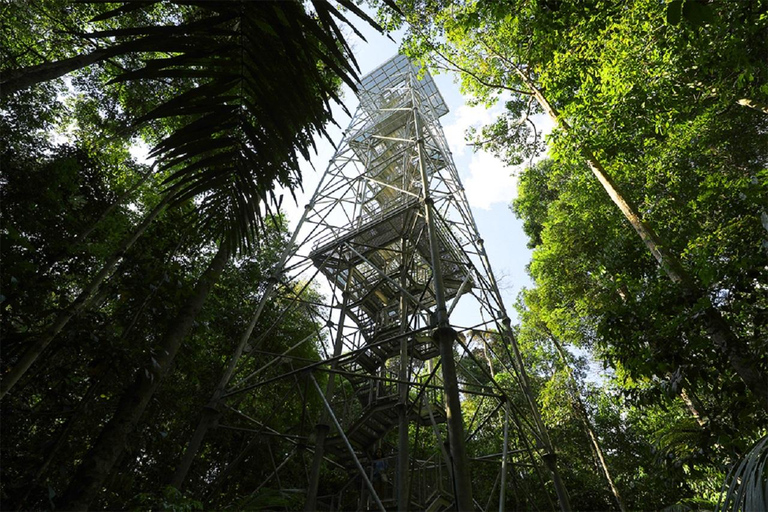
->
left=310, top=373, right=386, bottom=512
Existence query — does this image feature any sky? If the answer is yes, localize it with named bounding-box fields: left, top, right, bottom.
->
left=285, top=16, right=555, bottom=321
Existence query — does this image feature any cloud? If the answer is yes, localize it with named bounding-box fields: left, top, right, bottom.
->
left=443, top=103, right=497, bottom=157
left=441, top=104, right=519, bottom=210
left=463, top=151, right=520, bottom=210
left=442, top=105, right=559, bottom=211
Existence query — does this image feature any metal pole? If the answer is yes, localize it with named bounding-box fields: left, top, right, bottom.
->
left=310, top=373, right=387, bottom=512
left=170, top=158, right=340, bottom=489
left=471, top=222, right=572, bottom=512
left=305, top=271, right=353, bottom=512
left=398, top=237, right=410, bottom=512
left=252, top=448, right=296, bottom=496
left=499, top=403, right=510, bottom=512
left=411, top=75, right=473, bottom=512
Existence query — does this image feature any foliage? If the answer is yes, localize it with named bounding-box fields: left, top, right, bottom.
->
left=2, top=0, right=398, bottom=254
left=130, top=486, right=203, bottom=512
left=0, top=134, right=325, bottom=508
left=79, top=0, right=367, bottom=254
left=0, top=0, right=385, bottom=509
left=384, top=0, right=768, bottom=508
left=718, top=435, right=768, bottom=512
left=3, top=0, right=767, bottom=508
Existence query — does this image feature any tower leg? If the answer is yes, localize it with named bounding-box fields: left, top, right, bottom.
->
left=412, top=72, right=474, bottom=510
left=397, top=403, right=409, bottom=510
left=305, top=423, right=330, bottom=512
left=436, top=327, right=473, bottom=511
left=305, top=278, right=352, bottom=511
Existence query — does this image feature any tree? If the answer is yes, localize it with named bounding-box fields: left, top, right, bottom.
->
left=512, top=151, right=767, bottom=508
left=0, top=148, right=324, bottom=509
left=387, top=0, right=768, bottom=412
left=2, top=0, right=398, bottom=508
left=516, top=291, right=627, bottom=512
left=1, top=0, right=397, bottom=398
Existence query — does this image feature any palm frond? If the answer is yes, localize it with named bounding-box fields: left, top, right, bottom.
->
left=84, top=0, right=392, bottom=255
left=717, top=435, right=768, bottom=512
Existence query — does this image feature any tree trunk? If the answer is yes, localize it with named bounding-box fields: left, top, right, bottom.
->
left=511, top=66, right=768, bottom=413
left=549, top=335, right=627, bottom=512
left=169, top=282, right=273, bottom=489
left=680, top=388, right=708, bottom=428
left=0, top=196, right=171, bottom=399
left=202, top=433, right=263, bottom=505
left=579, top=406, right=626, bottom=512
left=169, top=406, right=220, bottom=490
left=15, top=373, right=105, bottom=510
left=1, top=33, right=172, bottom=99
left=1, top=48, right=116, bottom=98
left=72, top=165, right=155, bottom=248
left=58, top=244, right=230, bottom=511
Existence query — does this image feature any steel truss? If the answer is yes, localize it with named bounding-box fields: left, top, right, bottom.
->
left=177, top=56, right=572, bottom=511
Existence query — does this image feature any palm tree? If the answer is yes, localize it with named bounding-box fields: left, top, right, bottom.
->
left=717, top=435, right=768, bottom=512
left=1, top=0, right=396, bottom=398
left=2, top=1, right=398, bottom=508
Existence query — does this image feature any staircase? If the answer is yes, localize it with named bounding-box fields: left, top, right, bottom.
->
left=326, top=330, right=445, bottom=463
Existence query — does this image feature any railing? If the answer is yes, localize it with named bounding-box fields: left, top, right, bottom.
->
left=310, top=197, right=419, bottom=254
left=414, top=372, right=444, bottom=413
left=409, top=452, right=450, bottom=508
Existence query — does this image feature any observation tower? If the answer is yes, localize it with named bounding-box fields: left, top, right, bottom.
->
left=199, top=55, right=570, bottom=511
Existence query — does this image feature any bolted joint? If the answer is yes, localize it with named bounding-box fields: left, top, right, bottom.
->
left=423, top=197, right=434, bottom=206
left=541, top=452, right=558, bottom=471
left=432, top=326, right=458, bottom=343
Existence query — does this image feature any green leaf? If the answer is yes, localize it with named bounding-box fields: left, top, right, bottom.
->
left=682, top=1, right=714, bottom=27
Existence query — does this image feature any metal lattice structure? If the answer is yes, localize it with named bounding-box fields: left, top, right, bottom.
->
left=184, top=55, right=571, bottom=511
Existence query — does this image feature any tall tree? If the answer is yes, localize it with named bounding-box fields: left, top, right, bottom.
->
left=516, top=291, right=627, bottom=512
left=388, top=0, right=768, bottom=412
left=513, top=152, right=767, bottom=507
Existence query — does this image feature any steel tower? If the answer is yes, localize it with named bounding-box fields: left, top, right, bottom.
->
left=189, top=55, right=571, bottom=512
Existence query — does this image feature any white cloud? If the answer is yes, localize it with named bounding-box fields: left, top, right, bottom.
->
left=443, top=103, right=498, bottom=157
left=441, top=102, right=520, bottom=210
left=443, top=106, right=558, bottom=211
left=463, top=150, right=519, bottom=210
